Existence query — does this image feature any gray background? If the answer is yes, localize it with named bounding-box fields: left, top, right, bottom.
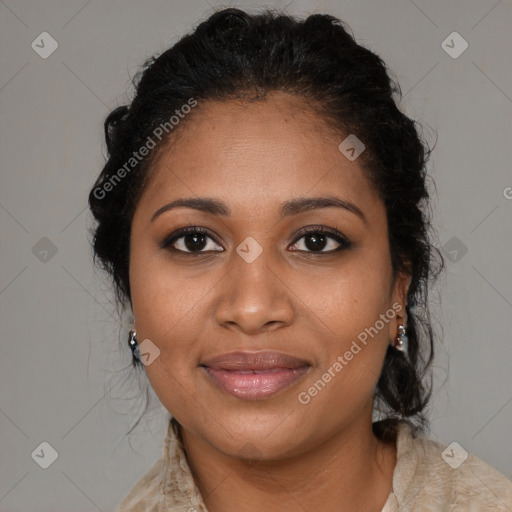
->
left=1, top=0, right=511, bottom=510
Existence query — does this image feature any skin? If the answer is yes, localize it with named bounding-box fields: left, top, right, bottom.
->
left=129, top=92, right=410, bottom=512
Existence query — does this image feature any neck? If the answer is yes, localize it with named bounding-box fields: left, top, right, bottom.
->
left=179, top=409, right=397, bottom=512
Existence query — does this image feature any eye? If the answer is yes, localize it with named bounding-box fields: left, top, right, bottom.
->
left=289, top=226, right=351, bottom=254
left=161, top=227, right=223, bottom=253
left=161, top=225, right=352, bottom=255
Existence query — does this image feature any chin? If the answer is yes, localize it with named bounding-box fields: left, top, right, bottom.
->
left=197, top=409, right=315, bottom=461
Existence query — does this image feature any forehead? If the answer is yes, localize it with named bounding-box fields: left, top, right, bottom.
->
left=139, top=93, right=380, bottom=218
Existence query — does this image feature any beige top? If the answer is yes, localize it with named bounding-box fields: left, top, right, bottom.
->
left=116, top=417, right=512, bottom=511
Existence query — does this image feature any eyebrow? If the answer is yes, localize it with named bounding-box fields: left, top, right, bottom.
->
left=151, top=195, right=367, bottom=224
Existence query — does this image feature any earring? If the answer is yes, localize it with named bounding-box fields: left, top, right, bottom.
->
left=394, top=317, right=408, bottom=355
left=128, top=329, right=141, bottom=366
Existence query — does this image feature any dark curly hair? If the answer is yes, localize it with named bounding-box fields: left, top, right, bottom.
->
left=88, top=7, right=444, bottom=440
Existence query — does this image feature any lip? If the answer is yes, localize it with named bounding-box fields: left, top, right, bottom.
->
left=201, top=350, right=310, bottom=371
left=200, top=350, right=312, bottom=400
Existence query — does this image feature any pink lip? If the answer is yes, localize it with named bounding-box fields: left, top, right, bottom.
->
left=200, top=350, right=311, bottom=400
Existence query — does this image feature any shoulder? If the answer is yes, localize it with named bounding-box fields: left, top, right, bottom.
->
left=392, top=423, right=512, bottom=511
left=114, top=456, right=165, bottom=512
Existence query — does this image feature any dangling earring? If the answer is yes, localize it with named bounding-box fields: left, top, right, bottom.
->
left=394, top=317, right=408, bottom=356
left=128, top=329, right=141, bottom=366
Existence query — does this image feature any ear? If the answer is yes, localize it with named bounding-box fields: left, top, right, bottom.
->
left=392, top=271, right=410, bottom=309
left=388, top=271, right=411, bottom=344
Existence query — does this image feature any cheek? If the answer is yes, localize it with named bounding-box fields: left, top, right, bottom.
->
left=302, top=245, right=392, bottom=342
left=295, top=296, right=391, bottom=426
left=129, top=249, right=206, bottom=415
left=130, top=235, right=203, bottom=328
left=128, top=242, right=205, bottom=380
left=296, top=246, right=393, bottom=402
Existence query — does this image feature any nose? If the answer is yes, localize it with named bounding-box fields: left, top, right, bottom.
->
left=214, top=247, right=295, bottom=335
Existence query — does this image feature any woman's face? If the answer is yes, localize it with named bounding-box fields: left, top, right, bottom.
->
left=129, top=92, right=409, bottom=459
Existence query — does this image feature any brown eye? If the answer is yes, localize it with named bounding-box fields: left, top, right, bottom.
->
left=290, top=227, right=351, bottom=253
left=162, top=227, right=224, bottom=253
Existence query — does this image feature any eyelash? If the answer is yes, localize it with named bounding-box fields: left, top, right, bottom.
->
left=161, top=225, right=352, bottom=255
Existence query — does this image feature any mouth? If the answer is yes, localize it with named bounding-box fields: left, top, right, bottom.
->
left=200, top=350, right=312, bottom=400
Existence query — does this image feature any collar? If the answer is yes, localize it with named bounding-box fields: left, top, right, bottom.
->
left=161, top=417, right=209, bottom=511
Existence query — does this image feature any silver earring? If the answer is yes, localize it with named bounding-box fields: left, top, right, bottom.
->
left=128, top=329, right=141, bottom=366
left=395, top=322, right=408, bottom=356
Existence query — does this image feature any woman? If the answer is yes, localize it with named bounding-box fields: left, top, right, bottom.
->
left=88, top=7, right=512, bottom=511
